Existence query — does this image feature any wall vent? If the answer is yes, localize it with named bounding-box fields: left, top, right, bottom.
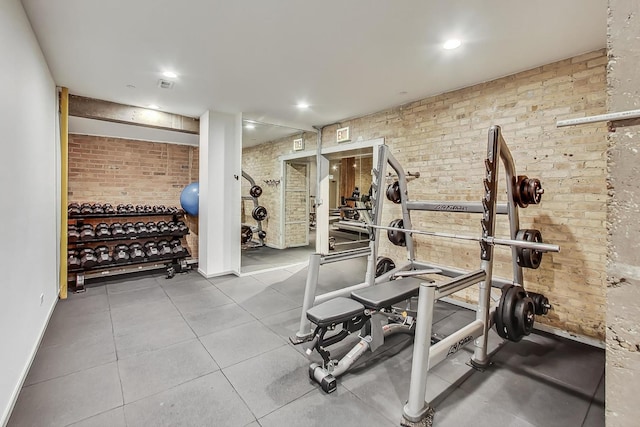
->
left=157, top=79, right=174, bottom=89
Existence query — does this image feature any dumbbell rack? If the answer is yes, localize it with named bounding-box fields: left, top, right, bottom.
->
left=68, top=209, right=190, bottom=292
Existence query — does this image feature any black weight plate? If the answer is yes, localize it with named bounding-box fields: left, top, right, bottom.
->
left=252, top=206, right=268, bottom=221
left=249, top=185, right=263, bottom=198
left=494, top=284, right=513, bottom=339
left=502, top=285, right=522, bottom=341
left=386, top=181, right=401, bottom=204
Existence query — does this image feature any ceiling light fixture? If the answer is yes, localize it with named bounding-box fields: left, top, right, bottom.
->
left=148, top=104, right=160, bottom=109
left=297, top=102, right=310, bottom=109
left=162, top=71, right=178, bottom=78
left=245, top=124, right=255, bottom=129
left=443, top=39, right=461, bottom=50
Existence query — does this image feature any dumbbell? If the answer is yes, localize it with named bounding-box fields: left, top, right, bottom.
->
left=80, top=203, right=94, bottom=215
left=95, top=223, right=111, bottom=238
left=68, top=203, right=81, bottom=216
left=129, top=243, right=145, bottom=261
left=103, top=203, right=115, bottom=214
left=122, top=222, right=137, bottom=237
left=157, top=221, right=169, bottom=234
left=144, top=241, right=160, bottom=260
left=80, top=224, right=95, bottom=240
left=112, top=244, right=130, bottom=263
left=80, top=248, right=98, bottom=269
left=167, top=221, right=179, bottom=235
left=169, top=239, right=186, bottom=256
left=68, top=225, right=80, bottom=242
left=134, top=221, right=149, bottom=237
left=167, top=206, right=179, bottom=214
left=146, top=221, right=159, bottom=235
left=92, top=203, right=105, bottom=214
left=143, top=205, right=153, bottom=213
left=153, top=205, right=167, bottom=213
left=67, top=249, right=81, bottom=269
left=135, top=205, right=145, bottom=213
left=157, top=240, right=173, bottom=257
left=94, top=246, right=113, bottom=265
left=110, top=222, right=125, bottom=238
left=176, top=221, right=188, bottom=234
left=125, top=204, right=135, bottom=213
left=116, top=204, right=127, bottom=214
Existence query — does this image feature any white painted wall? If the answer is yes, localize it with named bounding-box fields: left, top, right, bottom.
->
left=198, top=111, right=242, bottom=276
left=0, top=0, right=59, bottom=423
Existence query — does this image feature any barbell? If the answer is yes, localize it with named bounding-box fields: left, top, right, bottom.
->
left=350, top=220, right=560, bottom=254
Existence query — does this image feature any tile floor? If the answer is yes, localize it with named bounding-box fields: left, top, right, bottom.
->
left=9, top=259, right=604, bottom=426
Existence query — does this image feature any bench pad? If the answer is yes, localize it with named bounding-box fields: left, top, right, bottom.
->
left=306, top=297, right=366, bottom=327
left=351, top=278, right=422, bottom=310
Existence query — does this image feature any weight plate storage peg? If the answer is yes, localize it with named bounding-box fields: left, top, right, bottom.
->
left=386, top=181, right=402, bottom=204
left=249, top=185, right=263, bottom=198
left=387, top=219, right=406, bottom=247
left=252, top=206, right=268, bottom=221
left=515, top=229, right=543, bottom=269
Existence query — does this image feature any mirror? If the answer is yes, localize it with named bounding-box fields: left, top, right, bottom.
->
left=241, top=119, right=317, bottom=273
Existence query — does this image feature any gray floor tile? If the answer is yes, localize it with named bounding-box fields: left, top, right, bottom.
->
left=123, top=371, right=255, bottom=427
left=199, top=320, right=287, bottom=368
left=238, top=288, right=301, bottom=319
left=182, top=302, right=255, bottom=337
left=342, top=341, right=455, bottom=424
left=107, top=285, right=169, bottom=309
left=251, top=268, right=295, bottom=285
left=431, top=308, right=477, bottom=336
left=457, top=360, right=592, bottom=427
left=67, top=406, right=126, bottom=427
left=493, top=331, right=604, bottom=395
left=114, top=315, right=196, bottom=359
left=160, top=277, right=217, bottom=298
left=53, top=291, right=110, bottom=317
left=260, top=307, right=304, bottom=340
left=215, top=275, right=271, bottom=302
left=259, top=387, right=395, bottom=427
left=40, top=309, right=112, bottom=349
left=582, top=373, right=604, bottom=427
left=24, top=333, right=116, bottom=385
left=432, top=387, right=537, bottom=427
left=8, top=362, right=122, bottom=427
left=223, top=345, right=315, bottom=418
left=105, top=274, right=162, bottom=294
left=118, top=339, right=218, bottom=403
left=171, top=287, right=234, bottom=317
left=110, top=298, right=182, bottom=335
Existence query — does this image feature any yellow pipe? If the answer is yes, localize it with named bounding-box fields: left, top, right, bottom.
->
left=59, top=87, right=69, bottom=299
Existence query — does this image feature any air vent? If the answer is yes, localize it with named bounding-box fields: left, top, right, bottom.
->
left=157, top=79, right=174, bottom=89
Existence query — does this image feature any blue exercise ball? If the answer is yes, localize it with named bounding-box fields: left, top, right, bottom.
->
left=180, top=182, right=199, bottom=216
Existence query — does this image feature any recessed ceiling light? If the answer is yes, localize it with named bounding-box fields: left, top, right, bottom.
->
left=162, top=71, right=178, bottom=78
left=148, top=104, right=160, bottom=109
left=443, top=39, right=461, bottom=50
left=297, top=102, right=310, bottom=109
left=245, top=124, right=255, bottom=129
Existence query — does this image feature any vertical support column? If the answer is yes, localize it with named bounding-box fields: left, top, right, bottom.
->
left=315, top=149, right=330, bottom=255
left=198, top=111, right=242, bottom=277
left=59, top=87, right=69, bottom=299
left=402, top=282, right=437, bottom=424
left=472, top=126, right=500, bottom=367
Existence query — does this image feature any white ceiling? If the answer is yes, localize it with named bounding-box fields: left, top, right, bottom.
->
left=22, top=0, right=606, bottom=137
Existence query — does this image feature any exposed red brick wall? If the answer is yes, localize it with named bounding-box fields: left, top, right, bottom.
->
left=68, top=134, right=199, bottom=258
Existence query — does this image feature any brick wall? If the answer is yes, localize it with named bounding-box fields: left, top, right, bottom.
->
left=243, top=50, right=608, bottom=339
left=68, top=134, right=199, bottom=258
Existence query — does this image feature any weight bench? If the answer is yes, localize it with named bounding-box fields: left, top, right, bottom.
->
left=304, top=277, right=428, bottom=393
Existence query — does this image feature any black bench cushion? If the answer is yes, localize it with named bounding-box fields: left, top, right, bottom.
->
left=306, top=297, right=366, bottom=327
left=350, top=277, right=423, bottom=310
